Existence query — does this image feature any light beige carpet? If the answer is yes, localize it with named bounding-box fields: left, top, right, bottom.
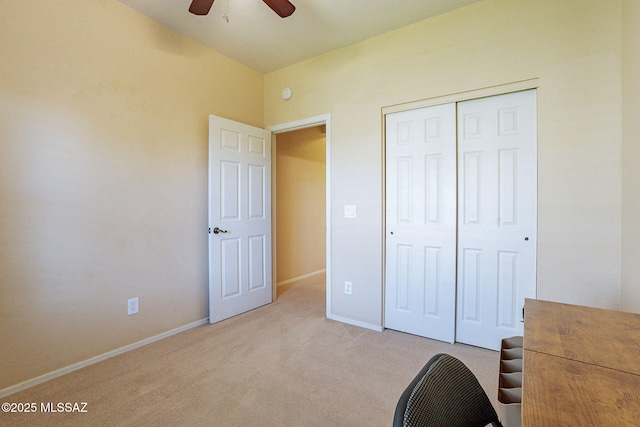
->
left=1, top=274, right=500, bottom=426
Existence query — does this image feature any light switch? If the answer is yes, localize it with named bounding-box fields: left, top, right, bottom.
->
left=344, top=205, right=356, bottom=219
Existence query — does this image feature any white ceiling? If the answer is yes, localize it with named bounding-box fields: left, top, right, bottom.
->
left=118, top=0, right=481, bottom=74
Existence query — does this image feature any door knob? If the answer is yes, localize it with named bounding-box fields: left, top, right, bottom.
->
left=211, top=227, right=228, bottom=234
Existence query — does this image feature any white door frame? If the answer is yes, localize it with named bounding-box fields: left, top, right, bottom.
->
left=382, top=79, right=539, bottom=333
left=267, top=114, right=332, bottom=318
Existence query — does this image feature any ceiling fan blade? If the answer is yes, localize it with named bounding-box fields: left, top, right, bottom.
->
left=262, top=0, right=296, bottom=18
left=189, top=0, right=215, bottom=15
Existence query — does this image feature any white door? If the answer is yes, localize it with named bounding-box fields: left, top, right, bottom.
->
left=384, top=103, right=457, bottom=343
left=456, top=90, right=537, bottom=350
left=208, top=115, right=273, bottom=324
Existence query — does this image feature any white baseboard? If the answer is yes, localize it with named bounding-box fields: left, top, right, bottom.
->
left=276, top=269, right=326, bottom=287
left=327, top=314, right=384, bottom=332
left=0, top=318, right=209, bottom=398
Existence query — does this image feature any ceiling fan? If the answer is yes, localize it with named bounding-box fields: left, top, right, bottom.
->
left=189, top=0, right=295, bottom=18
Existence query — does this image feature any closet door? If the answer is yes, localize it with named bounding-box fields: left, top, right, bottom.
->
left=456, top=90, right=537, bottom=351
left=384, top=103, right=457, bottom=343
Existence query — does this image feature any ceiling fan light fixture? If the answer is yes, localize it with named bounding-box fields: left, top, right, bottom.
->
left=189, top=0, right=296, bottom=19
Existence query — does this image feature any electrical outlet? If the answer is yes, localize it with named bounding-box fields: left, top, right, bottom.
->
left=128, top=297, right=139, bottom=315
left=344, top=281, right=352, bottom=295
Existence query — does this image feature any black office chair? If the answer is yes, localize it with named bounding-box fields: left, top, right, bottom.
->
left=393, top=353, right=503, bottom=427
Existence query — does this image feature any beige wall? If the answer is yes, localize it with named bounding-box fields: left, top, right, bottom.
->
left=0, top=1, right=263, bottom=390
left=621, top=0, right=640, bottom=313
left=265, top=0, right=625, bottom=327
left=275, top=127, right=326, bottom=283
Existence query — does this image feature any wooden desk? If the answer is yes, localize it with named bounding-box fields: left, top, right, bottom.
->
left=522, top=299, right=640, bottom=426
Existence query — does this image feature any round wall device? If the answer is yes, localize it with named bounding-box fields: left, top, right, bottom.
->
left=282, top=87, right=292, bottom=100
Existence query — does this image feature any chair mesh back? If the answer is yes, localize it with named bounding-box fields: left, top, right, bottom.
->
left=400, top=354, right=501, bottom=427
